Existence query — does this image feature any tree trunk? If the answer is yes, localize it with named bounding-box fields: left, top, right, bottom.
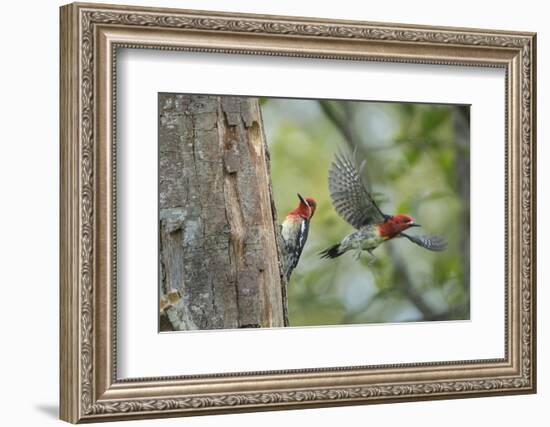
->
left=158, top=94, right=286, bottom=331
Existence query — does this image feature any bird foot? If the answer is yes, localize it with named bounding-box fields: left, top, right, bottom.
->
left=366, top=250, right=376, bottom=267
left=354, top=249, right=376, bottom=266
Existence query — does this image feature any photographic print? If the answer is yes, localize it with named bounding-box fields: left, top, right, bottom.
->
left=60, top=4, right=535, bottom=421
left=159, top=94, right=470, bottom=331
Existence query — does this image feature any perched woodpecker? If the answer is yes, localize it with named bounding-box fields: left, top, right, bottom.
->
left=281, top=194, right=317, bottom=281
left=320, top=152, right=446, bottom=260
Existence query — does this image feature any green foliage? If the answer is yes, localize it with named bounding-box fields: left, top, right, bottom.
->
left=262, top=99, right=470, bottom=326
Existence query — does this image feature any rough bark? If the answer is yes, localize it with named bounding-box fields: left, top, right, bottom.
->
left=158, top=94, right=286, bottom=331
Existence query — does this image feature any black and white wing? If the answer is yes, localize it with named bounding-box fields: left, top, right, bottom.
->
left=328, top=151, right=386, bottom=229
left=282, top=219, right=310, bottom=281
left=400, top=232, right=447, bottom=251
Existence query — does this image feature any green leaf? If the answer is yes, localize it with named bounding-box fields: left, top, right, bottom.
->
left=419, top=108, right=450, bottom=135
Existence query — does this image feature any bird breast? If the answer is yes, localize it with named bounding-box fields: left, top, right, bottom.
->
left=281, top=215, right=303, bottom=242
left=342, top=226, right=385, bottom=251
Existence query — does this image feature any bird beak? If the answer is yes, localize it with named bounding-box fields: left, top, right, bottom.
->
left=297, top=193, right=309, bottom=207
left=410, top=222, right=421, bottom=227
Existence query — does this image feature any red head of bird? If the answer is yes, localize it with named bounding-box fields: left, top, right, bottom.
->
left=377, top=214, right=420, bottom=239
left=287, top=194, right=317, bottom=220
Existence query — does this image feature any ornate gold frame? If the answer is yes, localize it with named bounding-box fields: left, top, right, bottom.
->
left=60, top=2, right=536, bottom=423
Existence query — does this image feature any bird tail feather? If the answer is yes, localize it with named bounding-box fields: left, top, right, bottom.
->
left=319, top=243, right=343, bottom=259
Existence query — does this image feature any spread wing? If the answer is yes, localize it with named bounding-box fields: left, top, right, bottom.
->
left=328, top=151, right=386, bottom=229
left=400, top=232, right=447, bottom=251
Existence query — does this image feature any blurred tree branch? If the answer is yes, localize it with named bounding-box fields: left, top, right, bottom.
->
left=319, top=100, right=379, bottom=198
left=319, top=100, right=361, bottom=152
left=453, top=107, right=471, bottom=303
left=387, top=243, right=438, bottom=320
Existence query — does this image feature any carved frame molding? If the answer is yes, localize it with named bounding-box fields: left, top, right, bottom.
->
left=60, top=2, right=536, bottom=423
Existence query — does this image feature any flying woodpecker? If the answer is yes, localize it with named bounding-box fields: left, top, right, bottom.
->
left=320, top=152, right=446, bottom=260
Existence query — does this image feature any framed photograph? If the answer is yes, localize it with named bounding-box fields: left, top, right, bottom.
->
left=60, top=2, right=536, bottom=423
